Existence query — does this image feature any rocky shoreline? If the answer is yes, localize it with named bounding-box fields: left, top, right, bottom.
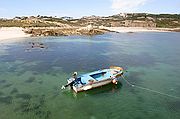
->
left=23, top=26, right=180, bottom=37
left=23, top=27, right=110, bottom=36
left=1, top=27, right=179, bottom=43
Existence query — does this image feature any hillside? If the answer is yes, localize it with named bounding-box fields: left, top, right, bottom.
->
left=0, top=13, right=180, bottom=28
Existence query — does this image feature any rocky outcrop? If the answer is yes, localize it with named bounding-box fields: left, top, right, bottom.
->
left=23, top=27, right=109, bottom=36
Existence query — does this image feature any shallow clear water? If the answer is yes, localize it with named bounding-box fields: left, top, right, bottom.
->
left=0, top=32, right=180, bottom=119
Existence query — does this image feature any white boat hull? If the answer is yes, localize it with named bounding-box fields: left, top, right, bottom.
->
left=72, top=79, right=113, bottom=93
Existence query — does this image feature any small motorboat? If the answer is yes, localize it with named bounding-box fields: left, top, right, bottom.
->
left=61, top=66, right=124, bottom=93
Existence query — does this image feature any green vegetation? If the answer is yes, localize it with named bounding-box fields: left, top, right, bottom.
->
left=0, top=19, right=23, bottom=27
left=156, top=19, right=180, bottom=28
left=0, top=14, right=180, bottom=28
left=110, top=13, right=180, bottom=28
left=0, top=19, right=58, bottom=27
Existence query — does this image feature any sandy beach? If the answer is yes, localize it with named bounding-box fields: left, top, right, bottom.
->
left=102, top=27, right=172, bottom=33
left=0, top=27, right=176, bottom=43
left=0, top=27, right=30, bottom=43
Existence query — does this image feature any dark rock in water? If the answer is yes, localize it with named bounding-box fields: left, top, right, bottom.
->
left=3, top=83, right=13, bottom=88
left=25, top=76, right=36, bottom=83
left=29, top=42, right=47, bottom=49
left=10, top=88, right=18, bottom=94
left=16, top=93, right=32, bottom=100
left=0, top=96, right=13, bottom=104
left=0, top=80, right=6, bottom=84
left=24, top=27, right=108, bottom=37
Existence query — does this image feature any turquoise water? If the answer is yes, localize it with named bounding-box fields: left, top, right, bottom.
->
left=0, top=32, right=180, bottom=119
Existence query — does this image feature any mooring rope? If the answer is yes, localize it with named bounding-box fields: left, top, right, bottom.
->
left=121, top=75, right=180, bottom=99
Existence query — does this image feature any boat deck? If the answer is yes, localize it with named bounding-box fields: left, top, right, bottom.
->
left=77, top=69, right=115, bottom=85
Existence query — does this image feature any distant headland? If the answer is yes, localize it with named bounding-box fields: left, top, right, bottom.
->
left=0, top=13, right=180, bottom=40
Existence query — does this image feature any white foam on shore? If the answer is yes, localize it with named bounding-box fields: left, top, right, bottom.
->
left=0, top=27, right=30, bottom=43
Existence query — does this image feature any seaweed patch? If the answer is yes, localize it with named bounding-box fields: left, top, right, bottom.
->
left=16, top=93, right=32, bottom=100
left=15, top=94, right=51, bottom=119
left=134, top=117, right=143, bottom=119
left=34, top=110, right=51, bottom=119
left=0, top=96, right=13, bottom=104
left=2, top=83, right=13, bottom=88
left=38, top=80, right=43, bottom=84
left=10, top=88, right=18, bottom=94
left=51, top=73, right=57, bottom=77
left=0, top=91, right=4, bottom=96
left=32, top=71, right=39, bottom=75
left=15, top=101, right=31, bottom=113
left=0, top=80, right=6, bottom=84
left=16, top=70, right=26, bottom=76
left=25, top=76, right=36, bottom=83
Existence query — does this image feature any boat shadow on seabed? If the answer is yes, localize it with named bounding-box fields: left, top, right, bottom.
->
left=62, top=82, right=123, bottom=99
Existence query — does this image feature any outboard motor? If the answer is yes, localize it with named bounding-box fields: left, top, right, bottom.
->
left=61, top=72, right=77, bottom=89
left=68, top=78, right=76, bottom=87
